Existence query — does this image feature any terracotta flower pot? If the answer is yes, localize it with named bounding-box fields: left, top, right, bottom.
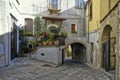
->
left=48, top=41, right=53, bottom=46
left=41, top=32, right=46, bottom=37
left=54, top=40, right=59, bottom=46
left=43, top=41, right=47, bottom=46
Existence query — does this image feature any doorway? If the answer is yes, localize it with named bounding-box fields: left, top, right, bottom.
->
left=11, top=23, right=18, bottom=60
left=101, top=25, right=115, bottom=72
left=102, top=39, right=110, bottom=71
left=64, top=43, right=86, bottom=63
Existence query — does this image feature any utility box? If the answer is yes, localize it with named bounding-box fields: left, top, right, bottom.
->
left=32, top=47, right=64, bottom=66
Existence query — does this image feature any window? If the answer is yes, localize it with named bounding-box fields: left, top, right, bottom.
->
left=71, top=24, right=77, bottom=33
left=89, top=2, right=93, bottom=20
left=53, top=0, right=58, bottom=9
left=49, top=0, right=58, bottom=9
left=75, top=0, right=84, bottom=8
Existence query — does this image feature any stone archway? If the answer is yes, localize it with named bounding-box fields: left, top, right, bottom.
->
left=47, top=24, right=60, bottom=33
left=101, top=25, right=115, bottom=71
left=70, top=42, right=86, bottom=63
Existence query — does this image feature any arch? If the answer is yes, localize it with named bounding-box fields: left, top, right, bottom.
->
left=66, top=40, right=87, bottom=48
left=101, top=25, right=114, bottom=71
left=47, top=24, right=59, bottom=33
left=47, top=24, right=59, bottom=29
left=71, top=43, right=86, bottom=63
left=101, top=25, right=112, bottom=42
left=70, top=42, right=86, bottom=63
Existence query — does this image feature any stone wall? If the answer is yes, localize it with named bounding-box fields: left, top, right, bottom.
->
left=117, top=2, right=120, bottom=80
left=100, top=3, right=120, bottom=80
left=60, top=7, right=86, bottom=45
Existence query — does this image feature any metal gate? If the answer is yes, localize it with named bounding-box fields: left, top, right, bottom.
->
left=11, top=23, right=17, bottom=60
left=102, top=40, right=110, bottom=71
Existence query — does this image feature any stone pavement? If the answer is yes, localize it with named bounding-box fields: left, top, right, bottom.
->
left=0, top=57, right=112, bottom=80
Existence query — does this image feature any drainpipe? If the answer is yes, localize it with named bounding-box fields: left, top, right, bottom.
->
left=87, top=19, right=89, bottom=43
left=84, top=4, right=89, bottom=42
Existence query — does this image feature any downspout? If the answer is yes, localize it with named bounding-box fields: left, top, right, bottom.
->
left=88, top=18, right=89, bottom=42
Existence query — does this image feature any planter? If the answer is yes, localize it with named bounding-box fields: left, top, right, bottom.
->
left=54, top=40, right=59, bottom=46
left=48, top=41, right=53, bottom=46
left=43, top=41, right=47, bottom=46
left=61, top=31, right=67, bottom=38
left=41, top=32, right=47, bottom=37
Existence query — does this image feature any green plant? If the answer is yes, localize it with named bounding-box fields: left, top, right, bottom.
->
left=26, top=32, right=33, bottom=36
left=19, top=37, right=28, bottom=53
left=61, top=31, right=67, bottom=38
left=19, top=29, right=24, bottom=33
left=71, top=30, right=77, bottom=33
left=34, top=16, right=42, bottom=37
left=42, top=26, right=47, bottom=32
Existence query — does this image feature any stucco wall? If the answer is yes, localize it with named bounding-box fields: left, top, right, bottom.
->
left=0, top=1, right=5, bottom=44
left=60, top=7, right=86, bottom=45
left=88, top=31, right=100, bottom=68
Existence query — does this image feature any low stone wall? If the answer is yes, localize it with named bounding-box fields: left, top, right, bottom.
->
left=32, top=47, right=64, bottom=66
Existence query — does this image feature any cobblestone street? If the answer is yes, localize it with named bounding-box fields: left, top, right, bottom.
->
left=0, top=57, right=112, bottom=80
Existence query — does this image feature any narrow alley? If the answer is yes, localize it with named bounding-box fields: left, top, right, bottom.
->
left=0, top=0, right=120, bottom=80
left=0, top=57, right=111, bottom=80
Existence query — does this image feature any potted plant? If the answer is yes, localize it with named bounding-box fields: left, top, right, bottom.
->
left=54, top=40, right=59, bottom=46
left=41, top=31, right=47, bottom=37
left=61, top=31, right=67, bottom=38
left=34, top=16, right=42, bottom=39
left=42, top=35, right=48, bottom=47
left=26, top=32, right=33, bottom=36
left=46, top=39, right=52, bottom=46
left=71, top=30, right=77, bottom=33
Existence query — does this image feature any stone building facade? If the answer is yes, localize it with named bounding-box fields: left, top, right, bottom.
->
left=99, top=2, right=120, bottom=80
left=85, top=0, right=101, bottom=68
left=38, top=0, right=87, bottom=63
left=86, top=0, right=120, bottom=80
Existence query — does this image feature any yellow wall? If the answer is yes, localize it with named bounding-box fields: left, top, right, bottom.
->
left=100, top=0, right=109, bottom=19
left=86, top=0, right=100, bottom=32
left=86, top=0, right=119, bottom=32
left=111, top=0, right=119, bottom=9
left=100, top=0, right=119, bottom=20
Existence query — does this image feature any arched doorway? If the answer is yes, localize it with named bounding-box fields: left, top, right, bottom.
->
left=101, top=25, right=115, bottom=71
left=71, top=43, right=86, bottom=63
left=47, top=24, right=60, bottom=33
left=11, top=23, right=18, bottom=60
left=70, top=43, right=86, bottom=63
